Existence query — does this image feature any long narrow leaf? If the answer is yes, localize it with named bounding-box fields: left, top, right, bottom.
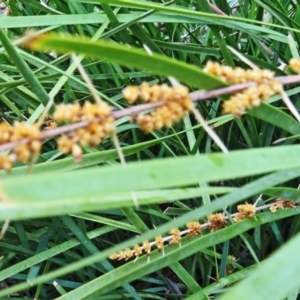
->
left=220, top=230, right=300, bottom=300
left=24, top=32, right=226, bottom=90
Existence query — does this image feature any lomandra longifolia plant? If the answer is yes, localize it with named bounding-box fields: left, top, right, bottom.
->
left=0, top=43, right=300, bottom=267
left=1, top=7, right=300, bottom=297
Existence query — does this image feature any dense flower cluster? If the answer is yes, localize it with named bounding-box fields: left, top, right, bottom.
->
left=204, top=61, right=283, bottom=116
left=123, top=82, right=193, bottom=133
left=0, top=122, right=41, bottom=172
left=207, top=213, right=227, bottom=231
left=269, top=199, right=297, bottom=212
left=110, top=200, right=297, bottom=262
left=186, top=221, right=202, bottom=237
left=53, top=101, right=114, bottom=161
left=204, top=61, right=275, bottom=85
left=289, top=58, right=300, bottom=73
left=233, top=202, right=256, bottom=222
left=222, top=81, right=282, bottom=116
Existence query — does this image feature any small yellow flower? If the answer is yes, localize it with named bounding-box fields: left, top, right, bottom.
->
left=207, top=213, right=227, bottom=231
left=204, top=61, right=282, bottom=117
left=186, top=221, right=201, bottom=237
left=289, top=58, right=300, bottom=73
left=233, top=202, right=256, bottom=222
left=169, top=228, right=181, bottom=245
left=133, top=245, right=143, bottom=257
left=0, top=155, right=13, bottom=172
left=155, top=235, right=164, bottom=251
left=143, top=240, right=152, bottom=256
left=109, top=253, right=119, bottom=260
left=124, top=248, right=134, bottom=261
left=123, top=82, right=192, bottom=133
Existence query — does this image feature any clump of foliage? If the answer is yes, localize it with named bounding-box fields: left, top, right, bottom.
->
left=0, top=1, right=300, bottom=299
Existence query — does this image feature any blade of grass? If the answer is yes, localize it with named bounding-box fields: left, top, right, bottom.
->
left=0, top=28, right=50, bottom=107
left=0, top=167, right=299, bottom=298
left=25, top=32, right=226, bottom=90
left=220, top=230, right=300, bottom=300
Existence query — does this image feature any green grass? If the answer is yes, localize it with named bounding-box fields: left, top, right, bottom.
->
left=0, top=0, right=299, bottom=299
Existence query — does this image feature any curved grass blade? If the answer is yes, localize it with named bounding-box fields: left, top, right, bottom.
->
left=0, top=187, right=235, bottom=221
left=1, top=137, right=166, bottom=177
left=220, top=230, right=300, bottom=300
left=1, top=145, right=300, bottom=202
left=71, top=0, right=300, bottom=35
left=249, top=103, right=300, bottom=135
left=0, top=168, right=299, bottom=298
left=24, top=32, right=226, bottom=90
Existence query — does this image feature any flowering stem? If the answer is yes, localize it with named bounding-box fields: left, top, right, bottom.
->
left=0, top=75, right=300, bottom=153
left=110, top=199, right=295, bottom=261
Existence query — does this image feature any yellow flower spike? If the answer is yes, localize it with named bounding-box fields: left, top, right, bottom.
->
left=237, top=202, right=256, bottom=217
left=11, top=122, right=41, bottom=141
left=142, top=240, right=152, bottom=256
left=30, top=140, right=42, bottom=154
left=124, top=248, right=134, bottom=261
left=169, top=228, right=181, bottom=245
left=55, top=101, right=115, bottom=161
left=222, top=81, right=281, bottom=117
left=123, top=82, right=192, bottom=133
left=207, top=213, right=227, bottom=232
left=109, top=253, right=119, bottom=260
left=204, top=61, right=283, bottom=117
left=0, top=122, right=13, bottom=144
left=0, top=155, right=13, bottom=172
left=133, top=245, right=143, bottom=257
left=13, top=144, right=31, bottom=163
left=54, top=103, right=81, bottom=123
left=57, top=135, right=76, bottom=154
left=204, top=61, right=276, bottom=85
left=81, top=101, right=112, bottom=121
left=122, top=85, right=140, bottom=104
left=139, top=82, right=151, bottom=102
left=117, top=251, right=126, bottom=261
left=150, top=84, right=164, bottom=102
left=155, top=235, right=164, bottom=251
left=234, top=202, right=256, bottom=222
left=186, top=221, right=201, bottom=237
left=289, top=58, right=300, bottom=73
